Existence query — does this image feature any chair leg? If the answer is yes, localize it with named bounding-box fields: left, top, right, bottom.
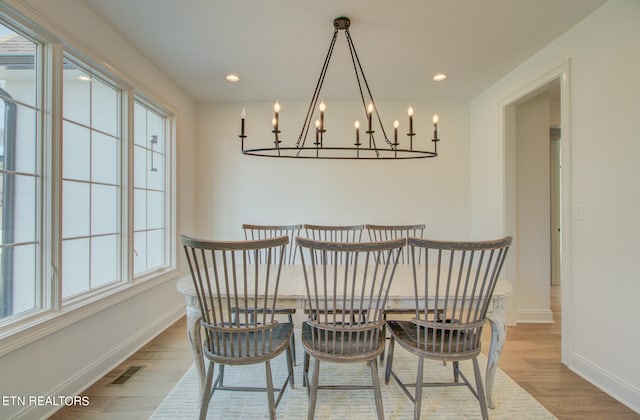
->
left=285, top=339, right=295, bottom=387
left=303, top=351, right=310, bottom=388
left=369, top=359, right=385, bottom=420
left=380, top=314, right=387, bottom=362
left=218, top=364, right=225, bottom=386
left=385, top=336, right=396, bottom=384
left=265, top=360, right=276, bottom=420
left=414, top=357, right=424, bottom=420
left=472, top=357, right=489, bottom=420
left=307, top=358, right=321, bottom=420
left=287, top=314, right=296, bottom=366
left=199, top=361, right=215, bottom=420
left=453, top=360, right=460, bottom=382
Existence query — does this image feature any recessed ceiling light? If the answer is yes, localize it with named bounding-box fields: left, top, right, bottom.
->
left=226, top=74, right=240, bottom=82
left=433, top=73, right=448, bottom=82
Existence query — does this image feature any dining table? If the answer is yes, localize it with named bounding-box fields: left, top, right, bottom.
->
left=176, top=263, right=512, bottom=409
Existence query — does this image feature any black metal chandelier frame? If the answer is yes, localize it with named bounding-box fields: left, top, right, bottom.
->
left=239, top=16, right=440, bottom=160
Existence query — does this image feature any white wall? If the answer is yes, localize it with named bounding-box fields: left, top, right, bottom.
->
left=470, top=0, right=640, bottom=411
left=0, top=0, right=196, bottom=418
left=194, top=100, right=471, bottom=241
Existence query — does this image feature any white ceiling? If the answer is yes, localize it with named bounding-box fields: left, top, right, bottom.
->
left=83, top=0, right=607, bottom=103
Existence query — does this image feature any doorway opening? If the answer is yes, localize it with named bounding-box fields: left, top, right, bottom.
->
left=503, top=64, right=571, bottom=363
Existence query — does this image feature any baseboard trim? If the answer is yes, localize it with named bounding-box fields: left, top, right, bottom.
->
left=11, top=303, right=185, bottom=420
left=569, top=351, right=640, bottom=414
left=516, top=308, right=554, bottom=323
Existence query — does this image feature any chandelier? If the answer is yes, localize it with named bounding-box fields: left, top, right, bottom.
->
left=238, top=17, right=441, bottom=160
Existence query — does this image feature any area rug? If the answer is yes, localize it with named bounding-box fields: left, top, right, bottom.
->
left=152, top=341, right=555, bottom=419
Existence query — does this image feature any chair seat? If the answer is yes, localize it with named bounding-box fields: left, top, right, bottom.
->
left=386, top=320, right=481, bottom=361
left=204, top=322, right=294, bottom=365
left=302, top=321, right=384, bottom=363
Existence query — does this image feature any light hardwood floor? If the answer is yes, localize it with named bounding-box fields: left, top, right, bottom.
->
left=51, top=286, right=639, bottom=419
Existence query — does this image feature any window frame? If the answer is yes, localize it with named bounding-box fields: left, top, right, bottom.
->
left=0, top=5, right=177, bottom=356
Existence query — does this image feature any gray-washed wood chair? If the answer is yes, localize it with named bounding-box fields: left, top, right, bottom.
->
left=366, top=224, right=425, bottom=264
left=366, top=223, right=426, bottom=360
left=181, top=235, right=294, bottom=420
left=242, top=224, right=301, bottom=364
left=302, top=224, right=364, bottom=264
left=297, top=236, right=405, bottom=420
left=384, top=236, right=512, bottom=420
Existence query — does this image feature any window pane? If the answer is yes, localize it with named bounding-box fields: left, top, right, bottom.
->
left=63, top=121, right=90, bottom=181
left=91, top=235, right=118, bottom=288
left=1, top=244, right=37, bottom=316
left=62, top=180, right=90, bottom=238
left=0, top=24, right=37, bottom=107
left=91, top=78, right=119, bottom=136
left=63, top=61, right=90, bottom=126
left=133, top=188, right=146, bottom=231
left=148, top=151, right=163, bottom=191
left=147, top=190, right=163, bottom=230
left=134, top=102, right=146, bottom=146
left=11, top=174, right=37, bottom=243
left=133, top=99, right=169, bottom=279
left=62, top=238, right=89, bottom=298
left=147, top=229, right=164, bottom=270
left=12, top=104, right=37, bottom=174
left=134, top=145, right=146, bottom=189
left=92, top=132, right=118, bottom=185
left=91, top=184, right=118, bottom=235
left=133, top=231, right=146, bottom=275
left=148, top=111, right=164, bottom=149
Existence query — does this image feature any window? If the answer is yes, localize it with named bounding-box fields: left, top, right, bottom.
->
left=0, top=11, right=174, bottom=335
left=133, top=100, right=168, bottom=277
left=61, top=58, right=122, bottom=299
left=0, top=23, right=41, bottom=321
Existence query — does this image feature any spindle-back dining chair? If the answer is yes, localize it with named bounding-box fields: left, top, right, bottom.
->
left=181, top=235, right=295, bottom=420
left=302, top=224, right=364, bottom=264
left=297, top=236, right=405, bottom=420
left=366, top=223, right=426, bottom=360
left=241, top=224, right=301, bottom=363
left=384, top=236, right=512, bottom=420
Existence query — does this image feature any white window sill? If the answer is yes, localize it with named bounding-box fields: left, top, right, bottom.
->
left=0, top=267, right=179, bottom=357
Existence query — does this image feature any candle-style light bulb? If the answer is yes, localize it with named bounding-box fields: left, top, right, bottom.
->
left=367, top=102, right=374, bottom=133
left=274, top=101, right=280, bottom=113
left=319, top=101, right=325, bottom=130
left=408, top=106, right=414, bottom=134
left=315, top=119, right=320, bottom=145
left=355, top=120, right=360, bottom=145
left=393, top=119, right=399, bottom=143
left=272, top=117, right=277, bottom=127
left=355, top=120, right=360, bottom=129
left=433, top=114, right=439, bottom=124
left=240, top=108, right=246, bottom=138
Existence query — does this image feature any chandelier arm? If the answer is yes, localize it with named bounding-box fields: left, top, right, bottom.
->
left=345, top=30, right=379, bottom=157
left=345, top=30, right=391, bottom=146
left=297, top=28, right=339, bottom=151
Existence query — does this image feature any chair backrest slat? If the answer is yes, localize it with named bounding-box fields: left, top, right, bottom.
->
left=297, top=237, right=405, bottom=357
left=366, top=223, right=425, bottom=264
left=243, top=223, right=302, bottom=264
left=302, top=224, right=364, bottom=264
left=181, top=235, right=288, bottom=360
left=408, top=236, right=511, bottom=357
